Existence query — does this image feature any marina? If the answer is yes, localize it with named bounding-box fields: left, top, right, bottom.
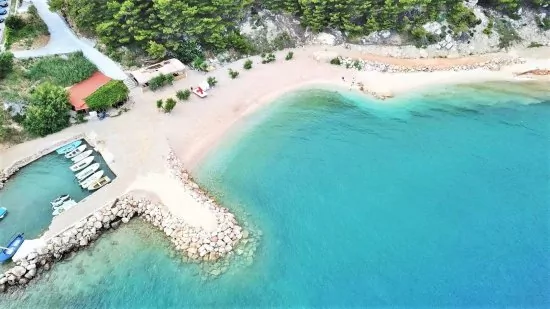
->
left=0, top=138, right=116, bottom=264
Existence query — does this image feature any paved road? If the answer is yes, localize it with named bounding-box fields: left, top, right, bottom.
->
left=12, top=0, right=127, bottom=80
left=0, top=0, right=13, bottom=47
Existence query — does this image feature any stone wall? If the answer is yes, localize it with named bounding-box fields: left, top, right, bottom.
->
left=0, top=151, right=248, bottom=293
left=0, top=134, right=86, bottom=190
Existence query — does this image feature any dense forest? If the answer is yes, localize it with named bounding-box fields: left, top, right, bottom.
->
left=49, top=0, right=548, bottom=62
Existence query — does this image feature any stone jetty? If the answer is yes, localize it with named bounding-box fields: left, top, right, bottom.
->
left=0, top=134, right=86, bottom=190
left=0, top=151, right=248, bottom=293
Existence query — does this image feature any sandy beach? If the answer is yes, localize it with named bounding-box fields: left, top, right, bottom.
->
left=149, top=45, right=550, bottom=169
left=1, top=44, right=549, bottom=240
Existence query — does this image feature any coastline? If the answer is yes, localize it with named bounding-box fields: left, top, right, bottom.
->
left=153, top=46, right=550, bottom=171
left=1, top=44, right=549, bottom=295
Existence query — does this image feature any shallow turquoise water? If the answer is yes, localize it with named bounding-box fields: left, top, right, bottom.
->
left=0, top=140, right=116, bottom=245
left=2, top=83, right=549, bottom=308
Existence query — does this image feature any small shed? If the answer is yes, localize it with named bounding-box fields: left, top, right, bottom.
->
left=129, top=59, right=186, bottom=89
left=68, top=72, right=112, bottom=112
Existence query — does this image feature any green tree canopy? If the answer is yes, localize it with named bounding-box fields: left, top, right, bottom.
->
left=23, top=83, right=71, bottom=136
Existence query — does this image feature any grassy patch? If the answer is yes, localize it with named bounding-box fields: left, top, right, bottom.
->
left=5, top=6, right=49, bottom=49
left=26, top=52, right=97, bottom=87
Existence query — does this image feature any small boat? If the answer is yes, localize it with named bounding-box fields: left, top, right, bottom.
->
left=52, top=199, right=77, bottom=216
left=192, top=86, right=208, bottom=98
left=0, top=207, right=7, bottom=220
left=50, top=194, right=70, bottom=207
left=65, top=145, right=87, bottom=159
left=75, top=163, right=100, bottom=181
left=87, top=176, right=111, bottom=191
left=71, top=150, right=93, bottom=163
left=79, top=170, right=104, bottom=188
left=0, top=233, right=24, bottom=263
left=69, top=156, right=94, bottom=172
left=56, top=140, right=82, bottom=154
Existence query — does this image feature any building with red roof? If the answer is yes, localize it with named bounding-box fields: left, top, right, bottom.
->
left=68, top=72, right=112, bottom=111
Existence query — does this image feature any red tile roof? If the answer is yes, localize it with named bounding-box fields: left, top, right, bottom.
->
left=68, top=72, right=112, bottom=111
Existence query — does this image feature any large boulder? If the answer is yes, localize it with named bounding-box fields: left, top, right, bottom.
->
left=12, top=266, right=27, bottom=278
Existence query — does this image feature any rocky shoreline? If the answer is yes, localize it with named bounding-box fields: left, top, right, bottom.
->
left=334, top=55, right=525, bottom=74
left=0, top=150, right=250, bottom=293
left=0, top=134, right=86, bottom=190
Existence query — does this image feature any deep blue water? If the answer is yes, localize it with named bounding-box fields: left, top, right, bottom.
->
left=2, top=82, right=549, bottom=308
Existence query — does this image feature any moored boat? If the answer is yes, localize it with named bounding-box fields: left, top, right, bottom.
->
left=52, top=199, right=77, bottom=216
left=69, top=156, right=94, bottom=172
left=50, top=194, right=70, bottom=207
left=55, top=140, right=82, bottom=154
left=79, top=170, right=104, bottom=188
left=87, top=176, right=111, bottom=191
left=71, top=150, right=93, bottom=163
left=0, top=207, right=7, bottom=220
left=75, top=163, right=100, bottom=181
left=65, top=145, right=87, bottom=159
left=0, top=233, right=25, bottom=263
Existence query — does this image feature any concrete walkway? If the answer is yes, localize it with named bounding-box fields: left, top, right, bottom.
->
left=12, top=0, right=127, bottom=80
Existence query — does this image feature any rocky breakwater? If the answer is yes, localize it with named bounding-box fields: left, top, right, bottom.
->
left=0, top=134, right=86, bottom=190
left=164, top=151, right=247, bottom=262
left=1, top=152, right=250, bottom=293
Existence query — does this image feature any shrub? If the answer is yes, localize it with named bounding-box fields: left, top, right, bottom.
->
left=5, top=16, right=24, bottom=30
left=285, top=51, right=294, bottom=60
left=271, top=32, right=295, bottom=50
left=163, top=98, right=177, bottom=113
left=148, top=73, right=174, bottom=91
left=85, top=80, right=129, bottom=111
left=261, top=53, right=276, bottom=64
left=192, top=57, right=209, bottom=72
left=176, top=89, right=191, bottom=101
left=537, top=16, right=550, bottom=31
left=330, top=57, right=341, bottom=65
left=0, top=52, right=14, bottom=79
left=156, top=99, right=163, bottom=109
left=228, top=69, right=239, bottom=79
left=494, top=19, right=520, bottom=49
left=207, top=76, right=218, bottom=87
left=227, top=32, right=255, bottom=54
left=483, top=18, right=494, bottom=35
left=243, top=59, right=253, bottom=70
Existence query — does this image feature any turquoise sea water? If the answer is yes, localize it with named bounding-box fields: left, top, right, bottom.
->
left=2, top=83, right=549, bottom=308
left=0, top=141, right=116, bottom=249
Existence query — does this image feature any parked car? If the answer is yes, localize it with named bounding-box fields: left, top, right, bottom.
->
left=0, top=18, right=4, bottom=23
left=0, top=2, right=8, bottom=8
left=0, top=9, right=7, bottom=15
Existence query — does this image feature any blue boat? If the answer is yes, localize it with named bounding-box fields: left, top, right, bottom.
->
left=0, top=234, right=24, bottom=263
left=56, top=140, right=82, bottom=154
left=0, top=207, right=7, bottom=219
